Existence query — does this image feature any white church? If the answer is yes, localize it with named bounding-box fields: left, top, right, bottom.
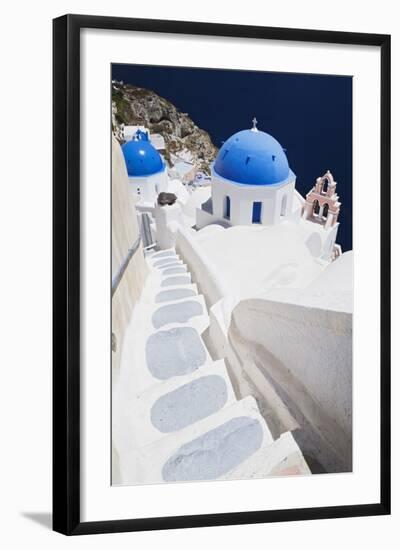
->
left=112, top=119, right=352, bottom=485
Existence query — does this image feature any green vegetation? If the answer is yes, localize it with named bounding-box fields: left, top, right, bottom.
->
left=112, top=87, right=131, bottom=124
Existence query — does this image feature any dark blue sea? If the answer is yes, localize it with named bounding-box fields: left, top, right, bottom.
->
left=112, top=64, right=352, bottom=251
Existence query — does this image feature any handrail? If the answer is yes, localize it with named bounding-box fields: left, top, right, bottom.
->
left=111, top=235, right=142, bottom=297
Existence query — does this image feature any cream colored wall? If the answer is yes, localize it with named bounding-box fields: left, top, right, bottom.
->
left=112, top=136, right=148, bottom=381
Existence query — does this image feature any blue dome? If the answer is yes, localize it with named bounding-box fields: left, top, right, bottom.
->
left=122, top=139, right=164, bottom=177
left=214, top=129, right=290, bottom=185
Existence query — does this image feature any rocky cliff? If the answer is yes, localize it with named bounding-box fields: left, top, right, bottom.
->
left=112, top=81, right=218, bottom=174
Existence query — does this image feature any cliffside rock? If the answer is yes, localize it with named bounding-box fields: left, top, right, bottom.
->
left=112, top=81, right=218, bottom=174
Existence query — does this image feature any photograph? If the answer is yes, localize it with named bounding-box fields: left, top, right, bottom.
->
left=0, top=0, right=394, bottom=544
left=111, top=64, right=353, bottom=486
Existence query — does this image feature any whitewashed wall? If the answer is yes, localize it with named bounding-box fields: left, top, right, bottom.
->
left=128, top=169, right=167, bottom=204
left=229, top=294, right=352, bottom=471
left=175, top=226, right=225, bottom=307
left=211, top=170, right=296, bottom=226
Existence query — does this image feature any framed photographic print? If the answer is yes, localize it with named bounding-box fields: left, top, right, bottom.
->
left=53, top=14, right=391, bottom=535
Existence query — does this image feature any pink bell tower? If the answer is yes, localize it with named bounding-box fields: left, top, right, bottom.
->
left=302, top=170, right=341, bottom=229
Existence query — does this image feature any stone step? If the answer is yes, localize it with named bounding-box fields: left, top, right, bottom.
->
left=149, top=248, right=177, bottom=260
left=150, top=257, right=184, bottom=270
left=113, top=360, right=236, bottom=453
left=140, top=280, right=197, bottom=307
left=144, top=258, right=193, bottom=286
left=146, top=250, right=188, bottom=281
left=160, top=273, right=192, bottom=287
left=153, top=285, right=198, bottom=304
left=159, top=263, right=189, bottom=278
left=136, top=282, right=208, bottom=328
left=147, top=294, right=209, bottom=332
left=117, top=396, right=274, bottom=485
left=122, top=313, right=212, bottom=395
left=223, top=431, right=311, bottom=480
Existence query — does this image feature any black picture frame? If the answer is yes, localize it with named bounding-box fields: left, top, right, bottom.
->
left=53, top=14, right=391, bottom=535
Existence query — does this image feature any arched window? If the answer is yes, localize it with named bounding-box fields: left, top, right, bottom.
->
left=252, top=202, right=262, bottom=223
left=313, top=199, right=320, bottom=215
left=224, top=196, right=231, bottom=220
left=280, top=195, right=287, bottom=217
left=322, top=203, right=329, bottom=219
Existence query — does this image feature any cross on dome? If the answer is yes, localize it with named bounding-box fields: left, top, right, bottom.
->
left=251, top=117, right=258, bottom=132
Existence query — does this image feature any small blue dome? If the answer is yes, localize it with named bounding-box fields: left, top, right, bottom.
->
left=122, top=138, right=164, bottom=177
left=214, top=129, right=290, bottom=185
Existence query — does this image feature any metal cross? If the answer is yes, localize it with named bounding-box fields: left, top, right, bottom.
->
left=252, top=116, right=258, bottom=130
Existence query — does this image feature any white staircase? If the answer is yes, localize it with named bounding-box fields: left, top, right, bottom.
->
left=113, top=247, right=310, bottom=485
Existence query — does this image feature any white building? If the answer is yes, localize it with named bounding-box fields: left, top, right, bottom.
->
left=169, top=159, right=197, bottom=184
left=196, top=119, right=341, bottom=262
left=149, top=132, right=166, bottom=151
left=122, top=125, right=166, bottom=151
left=121, top=128, right=200, bottom=248
left=202, top=119, right=295, bottom=226
left=121, top=129, right=168, bottom=205
left=122, top=124, right=147, bottom=142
